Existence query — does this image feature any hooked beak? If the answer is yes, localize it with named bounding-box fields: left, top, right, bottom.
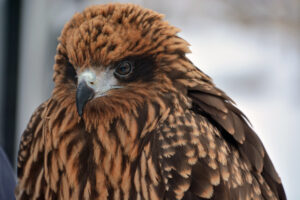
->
left=76, top=80, right=95, bottom=117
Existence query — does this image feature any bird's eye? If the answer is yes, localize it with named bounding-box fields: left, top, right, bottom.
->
left=114, top=61, right=133, bottom=78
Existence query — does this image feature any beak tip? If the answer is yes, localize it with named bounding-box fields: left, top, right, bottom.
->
left=76, top=81, right=95, bottom=117
left=76, top=99, right=84, bottom=117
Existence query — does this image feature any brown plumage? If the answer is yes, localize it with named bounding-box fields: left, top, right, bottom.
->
left=16, top=3, right=286, bottom=200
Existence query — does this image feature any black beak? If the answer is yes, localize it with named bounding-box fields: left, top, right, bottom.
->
left=76, top=81, right=95, bottom=117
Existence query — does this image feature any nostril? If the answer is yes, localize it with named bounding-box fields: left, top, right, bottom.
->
left=90, top=81, right=94, bottom=85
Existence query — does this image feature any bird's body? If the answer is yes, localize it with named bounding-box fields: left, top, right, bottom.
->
left=16, top=3, right=286, bottom=200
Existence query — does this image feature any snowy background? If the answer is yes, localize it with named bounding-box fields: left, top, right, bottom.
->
left=15, top=0, right=299, bottom=199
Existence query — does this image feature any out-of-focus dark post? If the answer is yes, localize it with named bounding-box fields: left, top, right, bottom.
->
left=1, top=0, right=22, bottom=167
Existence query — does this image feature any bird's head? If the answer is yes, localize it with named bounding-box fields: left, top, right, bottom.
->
left=53, top=3, right=201, bottom=125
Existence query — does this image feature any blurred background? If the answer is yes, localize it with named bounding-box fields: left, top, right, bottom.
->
left=0, top=0, right=299, bottom=199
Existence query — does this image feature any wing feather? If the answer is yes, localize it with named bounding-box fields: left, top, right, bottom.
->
left=187, top=83, right=286, bottom=200
left=16, top=101, right=48, bottom=199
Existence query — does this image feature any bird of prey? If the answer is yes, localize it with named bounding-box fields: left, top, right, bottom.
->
left=15, top=3, right=286, bottom=200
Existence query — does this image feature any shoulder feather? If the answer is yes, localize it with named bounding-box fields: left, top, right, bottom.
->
left=187, top=83, right=286, bottom=200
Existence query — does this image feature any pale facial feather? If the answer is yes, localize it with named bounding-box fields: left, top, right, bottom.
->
left=77, top=67, right=123, bottom=98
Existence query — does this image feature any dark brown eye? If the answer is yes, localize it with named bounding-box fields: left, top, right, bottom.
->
left=114, top=61, right=133, bottom=77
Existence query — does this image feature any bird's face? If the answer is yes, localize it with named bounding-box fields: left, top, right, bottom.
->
left=76, top=66, right=123, bottom=117
left=75, top=56, right=156, bottom=116
left=53, top=4, right=192, bottom=122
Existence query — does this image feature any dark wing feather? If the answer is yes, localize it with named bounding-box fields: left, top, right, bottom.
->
left=16, top=101, right=48, bottom=199
left=187, top=83, right=286, bottom=200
